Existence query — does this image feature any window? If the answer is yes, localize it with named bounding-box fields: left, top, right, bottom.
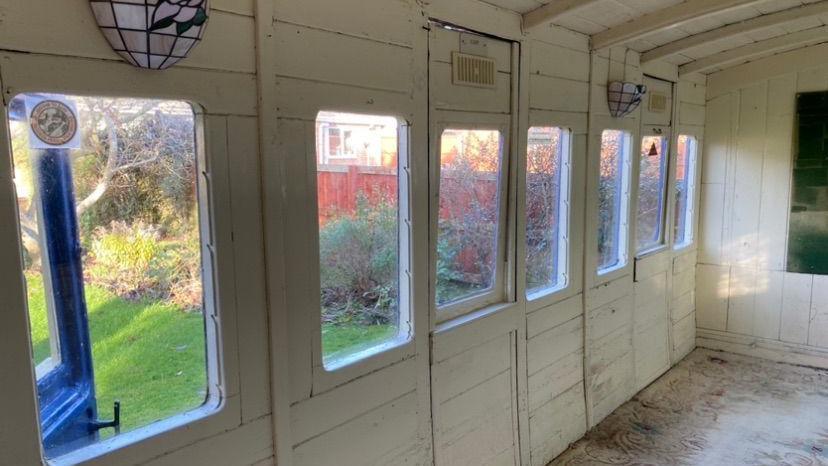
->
left=436, top=129, right=504, bottom=307
left=597, top=130, right=632, bottom=273
left=10, top=94, right=210, bottom=458
left=636, top=133, right=670, bottom=254
left=674, top=135, right=697, bottom=248
left=525, top=126, right=570, bottom=297
left=315, top=111, right=409, bottom=369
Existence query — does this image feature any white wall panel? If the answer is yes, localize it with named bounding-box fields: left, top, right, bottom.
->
left=699, top=50, right=828, bottom=365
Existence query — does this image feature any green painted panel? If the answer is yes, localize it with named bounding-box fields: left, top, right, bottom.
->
left=788, top=92, right=828, bottom=274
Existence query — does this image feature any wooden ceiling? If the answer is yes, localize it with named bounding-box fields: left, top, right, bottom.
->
left=489, top=0, right=828, bottom=74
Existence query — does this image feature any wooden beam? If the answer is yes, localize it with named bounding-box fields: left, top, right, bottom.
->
left=523, top=0, right=600, bottom=30
left=591, top=0, right=763, bottom=50
left=642, top=1, right=828, bottom=63
left=679, top=25, right=828, bottom=75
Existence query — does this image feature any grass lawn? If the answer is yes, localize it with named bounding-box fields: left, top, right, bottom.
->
left=26, top=272, right=397, bottom=433
left=26, top=273, right=206, bottom=433
left=321, top=323, right=396, bottom=364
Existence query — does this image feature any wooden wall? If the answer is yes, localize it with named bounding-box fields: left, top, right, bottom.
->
left=0, top=1, right=274, bottom=465
left=0, top=1, right=707, bottom=465
left=698, top=43, right=828, bottom=368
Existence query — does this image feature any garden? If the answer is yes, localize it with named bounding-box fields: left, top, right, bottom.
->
left=14, top=96, right=207, bottom=434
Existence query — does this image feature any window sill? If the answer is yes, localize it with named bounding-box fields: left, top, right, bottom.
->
left=50, top=396, right=229, bottom=466
left=322, top=332, right=413, bottom=372
left=526, top=282, right=567, bottom=303
left=635, top=244, right=668, bottom=259
left=673, top=241, right=693, bottom=252
left=597, top=261, right=626, bottom=277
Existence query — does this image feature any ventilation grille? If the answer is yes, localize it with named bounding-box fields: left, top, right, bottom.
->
left=649, top=92, right=668, bottom=113
left=452, top=52, right=496, bottom=88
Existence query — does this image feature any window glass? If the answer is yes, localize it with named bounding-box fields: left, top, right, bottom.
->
left=526, top=126, right=569, bottom=297
left=436, top=129, right=503, bottom=306
left=10, top=94, right=207, bottom=457
left=315, top=111, right=407, bottom=369
left=636, top=134, right=669, bottom=254
left=674, top=135, right=697, bottom=248
left=597, top=130, right=631, bottom=273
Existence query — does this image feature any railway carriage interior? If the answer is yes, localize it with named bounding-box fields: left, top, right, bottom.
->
left=4, top=0, right=828, bottom=465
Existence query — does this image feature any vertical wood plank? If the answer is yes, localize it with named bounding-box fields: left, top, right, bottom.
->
left=808, top=275, right=828, bottom=348
left=727, top=266, right=758, bottom=335
left=781, top=272, right=814, bottom=344
left=730, top=83, right=767, bottom=267
left=753, top=269, right=783, bottom=340
left=758, top=74, right=795, bottom=271
left=695, top=264, right=729, bottom=331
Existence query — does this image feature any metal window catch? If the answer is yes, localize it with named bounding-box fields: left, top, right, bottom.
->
left=89, top=401, right=121, bottom=435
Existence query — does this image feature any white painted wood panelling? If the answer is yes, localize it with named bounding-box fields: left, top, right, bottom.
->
left=0, top=0, right=711, bottom=464
left=0, top=0, right=270, bottom=461
left=698, top=48, right=828, bottom=365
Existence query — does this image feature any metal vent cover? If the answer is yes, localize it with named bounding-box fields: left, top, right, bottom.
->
left=649, top=92, right=668, bottom=113
left=452, top=52, right=496, bottom=89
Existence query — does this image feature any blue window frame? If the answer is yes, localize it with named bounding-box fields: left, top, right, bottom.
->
left=9, top=94, right=209, bottom=459
left=9, top=97, right=104, bottom=456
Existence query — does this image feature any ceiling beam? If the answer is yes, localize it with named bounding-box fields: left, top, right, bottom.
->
left=679, top=25, right=828, bottom=75
left=523, top=0, right=601, bottom=30
left=591, top=0, right=764, bottom=50
left=642, top=1, right=828, bottom=63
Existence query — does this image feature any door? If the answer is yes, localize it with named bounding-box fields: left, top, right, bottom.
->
left=427, top=23, right=525, bottom=466
left=632, top=76, right=675, bottom=390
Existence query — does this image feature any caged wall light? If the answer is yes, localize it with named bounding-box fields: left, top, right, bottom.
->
left=89, top=0, right=210, bottom=70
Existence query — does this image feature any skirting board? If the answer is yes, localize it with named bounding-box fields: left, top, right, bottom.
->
left=697, top=329, right=828, bottom=370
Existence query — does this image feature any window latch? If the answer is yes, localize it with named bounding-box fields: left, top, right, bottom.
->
left=89, top=401, right=121, bottom=435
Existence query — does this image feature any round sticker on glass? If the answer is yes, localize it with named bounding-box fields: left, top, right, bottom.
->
left=30, top=100, right=78, bottom=147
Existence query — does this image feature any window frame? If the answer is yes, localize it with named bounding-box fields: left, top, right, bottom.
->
left=635, top=125, right=671, bottom=258
left=431, top=111, right=512, bottom=324
left=311, top=110, right=414, bottom=374
left=307, top=108, right=416, bottom=393
left=524, top=125, right=572, bottom=302
left=0, top=58, right=251, bottom=465
left=672, top=133, right=699, bottom=251
left=595, top=128, right=633, bottom=278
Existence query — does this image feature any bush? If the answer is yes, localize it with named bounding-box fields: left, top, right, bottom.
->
left=319, top=196, right=398, bottom=326
left=86, top=221, right=202, bottom=311
left=88, top=221, right=162, bottom=300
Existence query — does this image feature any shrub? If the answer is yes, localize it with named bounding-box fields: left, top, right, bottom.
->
left=319, top=195, right=398, bottom=326
left=86, top=221, right=202, bottom=311
left=88, top=221, right=163, bottom=300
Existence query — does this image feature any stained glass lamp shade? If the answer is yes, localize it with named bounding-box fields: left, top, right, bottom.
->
left=89, top=0, right=209, bottom=70
left=607, top=81, right=647, bottom=118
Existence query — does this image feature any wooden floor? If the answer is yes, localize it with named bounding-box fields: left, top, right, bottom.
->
left=550, top=349, right=828, bottom=466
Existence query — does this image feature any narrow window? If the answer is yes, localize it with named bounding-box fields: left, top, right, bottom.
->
left=10, top=94, right=209, bottom=457
left=525, top=126, right=570, bottom=297
left=315, top=111, right=409, bottom=369
left=674, top=135, right=697, bottom=248
left=436, top=129, right=504, bottom=307
left=597, top=130, right=632, bottom=273
left=636, top=134, right=670, bottom=254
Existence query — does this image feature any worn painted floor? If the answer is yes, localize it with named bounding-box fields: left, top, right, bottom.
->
left=550, top=348, right=828, bottom=466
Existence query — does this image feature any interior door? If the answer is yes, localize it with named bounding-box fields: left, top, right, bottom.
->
left=632, top=76, right=675, bottom=391
left=427, top=23, right=525, bottom=466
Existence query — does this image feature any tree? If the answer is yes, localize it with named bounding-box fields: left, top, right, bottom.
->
left=12, top=97, right=196, bottom=266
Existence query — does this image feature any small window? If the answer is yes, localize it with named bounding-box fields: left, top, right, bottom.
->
left=674, top=135, right=697, bottom=248
left=525, top=126, right=570, bottom=297
left=597, top=130, right=632, bottom=274
left=315, top=111, right=409, bottom=369
left=436, top=129, right=504, bottom=307
left=10, top=94, right=210, bottom=458
left=636, top=134, right=670, bottom=254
